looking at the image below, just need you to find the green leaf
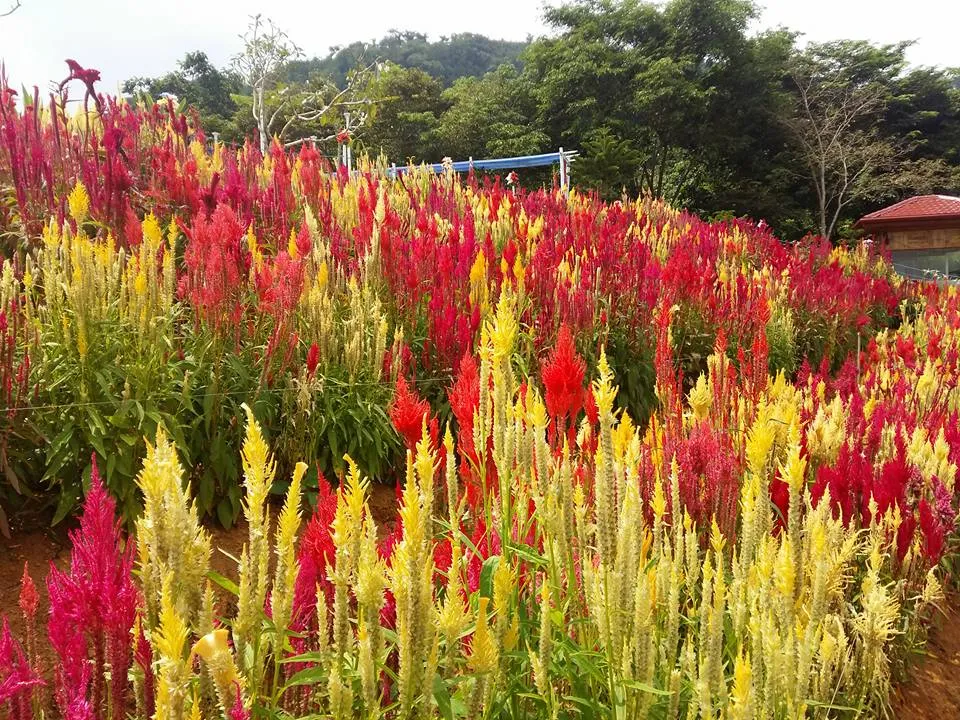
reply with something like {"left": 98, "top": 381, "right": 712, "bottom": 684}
{"left": 216, "top": 497, "right": 234, "bottom": 528}
{"left": 206, "top": 570, "right": 239, "bottom": 596}
{"left": 621, "top": 680, "right": 671, "bottom": 696}
{"left": 198, "top": 472, "right": 215, "bottom": 512}
{"left": 87, "top": 408, "right": 108, "bottom": 436}
{"left": 279, "top": 650, "right": 326, "bottom": 665}
{"left": 479, "top": 555, "right": 500, "bottom": 600}
{"left": 283, "top": 665, "right": 328, "bottom": 689}
{"left": 52, "top": 485, "right": 78, "bottom": 526}
{"left": 433, "top": 675, "right": 457, "bottom": 720}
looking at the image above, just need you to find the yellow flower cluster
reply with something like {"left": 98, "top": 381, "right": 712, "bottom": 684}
{"left": 126, "top": 282, "right": 956, "bottom": 720}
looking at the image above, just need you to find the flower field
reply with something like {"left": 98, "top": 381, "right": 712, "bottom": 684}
{"left": 2, "top": 83, "right": 960, "bottom": 718}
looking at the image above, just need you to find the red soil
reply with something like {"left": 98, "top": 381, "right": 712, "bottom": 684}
{"left": 890, "top": 603, "right": 960, "bottom": 718}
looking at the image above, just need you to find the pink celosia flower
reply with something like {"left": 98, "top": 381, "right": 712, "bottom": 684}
{"left": 0, "top": 617, "right": 43, "bottom": 716}
{"left": 133, "top": 619, "right": 154, "bottom": 719}
{"left": 46, "top": 457, "right": 139, "bottom": 720}
{"left": 228, "top": 683, "right": 250, "bottom": 720}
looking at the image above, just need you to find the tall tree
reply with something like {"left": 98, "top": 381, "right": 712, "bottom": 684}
{"left": 524, "top": 0, "right": 783, "bottom": 205}
{"left": 432, "top": 65, "right": 548, "bottom": 160}
{"left": 783, "top": 41, "right": 956, "bottom": 239}
{"left": 231, "top": 15, "right": 300, "bottom": 152}
{"left": 288, "top": 32, "right": 528, "bottom": 87}
{"left": 232, "top": 15, "right": 378, "bottom": 152}
{"left": 124, "top": 52, "right": 241, "bottom": 139}
{"left": 360, "top": 64, "right": 445, "bottom": 163}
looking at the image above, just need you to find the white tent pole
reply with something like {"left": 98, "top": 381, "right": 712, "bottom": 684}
{"left": 558, "top": 147, "right": 565, "bottom": 191}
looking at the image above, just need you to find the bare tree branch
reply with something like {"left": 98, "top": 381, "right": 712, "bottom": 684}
{"left": 233, "top": 15, "right": 377, "bottom": 153}
{"left": 1, "top": 0, "right": 21, "bottom": 17}
{"left": 783, "top": 52, "right": 899, "bottom": 239}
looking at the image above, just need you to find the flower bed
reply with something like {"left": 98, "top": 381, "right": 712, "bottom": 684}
{"left": 2, "top": 84, "right": 956, "bottom": 719}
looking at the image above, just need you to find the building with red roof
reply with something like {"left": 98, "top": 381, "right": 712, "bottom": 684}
{"left": 855, "top": 195, "right": 960, "bottom": 279}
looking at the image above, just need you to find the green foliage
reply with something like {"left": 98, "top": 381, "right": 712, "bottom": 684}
{"left": 275, "top": 365, "right": 401, "bottom": 501}
{"left": 432, "top": 66, "right": 548, "bottom": 161}
{"left": 574, "top": 127, "right": 644, "bottom": 200}
{"left": 176, "top": 329, "right": 280, "bottom": 527}
{"left": 359, "top": 64, "right": 445, "bottom": 163}
{"left": 288, "top": 31, "right": 528, "bottom": 87}
{"left": 124, "top": 52, "right": 244, "bottom": 141}
{"left": 35, "top": 315, "right": 188, "bottom": 525}
{"left": 603, "top": 328, "right": 657, "bottom": 427}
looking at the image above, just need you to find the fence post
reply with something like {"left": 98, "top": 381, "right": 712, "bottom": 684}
{"left": 559, "top": 147, "right": 567, "bottom": 192}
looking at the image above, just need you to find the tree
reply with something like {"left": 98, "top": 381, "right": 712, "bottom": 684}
{"left": 231, "top": 15, "right": 378, "bottom": 152}
{"left": 287, "top": 32, "right": 528, "bottom": 87}
{"left": 782, "top": 41, "right": 951, "bottom": 239}
{"left": 124, "top": 52, "right": 241, "bottom": 139}
{"left": 573, "top": 127, "right": 644, "bottom": 199}
{"left": 524, "top": 0, "right": 780, "bottom": 205}
{"left": 433, "top": 65, "right": 548, "bottom": 160}
{"left": 360, "top": 64, "right": 445, "bottom": 163}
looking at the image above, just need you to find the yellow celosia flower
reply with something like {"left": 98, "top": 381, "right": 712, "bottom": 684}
{"left": 154, "top": 575, "right": 191, "bottom": 720}
{"left": 68, "top": 180, "right": 90, "bottom": 224}
{"left": 688, "top": 374, "right": 711, "bottom": 421}
{"left": 287, "top": 226, "right": 299, "bottom": 260}
{"left": 592, "top": 348, "right": 617, "bottom": 417}
{"left": 143, "top": 212, "right": 163, "bottom": 248}
{"left": 487, "top": 292, "right": 518, "bottom": 361}
{"left": 469, "top": 597, "right": 499, "bottom": 674}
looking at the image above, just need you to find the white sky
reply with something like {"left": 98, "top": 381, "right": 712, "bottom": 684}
{"left": 1, "top": 0, "right": 958, "bottom": 95}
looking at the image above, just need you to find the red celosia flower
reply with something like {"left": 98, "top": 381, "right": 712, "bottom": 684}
{"left": 919, "top": 498, "right": 946, "bottom": 563}
{"left": 584, "top": 389, "right": 599, "bottom": 427}
{"left": 296, "top": 222, "right": 312, "bottom": 257}
{"left": 675, "top": 423, "right": 740, "bottom": 536}
{"left": 541, "top": 324, "right": 586, "bottom": 426}
{"left": 61, "top": 60, "right": 102, "bottom": 110}
{"left": 291, "top": 473, "right": 338, "bottom": 630}
{"left": 178, "top": 204, "right": 250, "bottom": 334}
{"left": 896, "top": 509, "right": 917, "bottom": 563}
{"left": 306, "top": 342, "right": 320, "bottom": 378}
{"left": 18, "top": 564, "right": 38, "bottom": 622}
{"left": 449, "top": 353, "right": 480, "bottom": 442}
{"left": 389, "top": 376, "right": 431, "bottom": 450}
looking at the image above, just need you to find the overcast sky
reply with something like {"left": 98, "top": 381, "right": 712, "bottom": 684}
{"left": 2, "top": 0, "right": 958, "bottom": 94}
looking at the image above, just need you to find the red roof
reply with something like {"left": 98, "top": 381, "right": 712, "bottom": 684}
{"left": 856, "top": 195, "right": 960, "bottom": 228}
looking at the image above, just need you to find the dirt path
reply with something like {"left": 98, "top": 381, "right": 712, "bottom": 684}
{"left": 890, "top": 604, "right": 960, "bottom": 718}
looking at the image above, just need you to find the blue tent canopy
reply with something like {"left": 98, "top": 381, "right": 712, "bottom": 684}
{"left": 387, "top": 150, "right": 578, "bottom": 178}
